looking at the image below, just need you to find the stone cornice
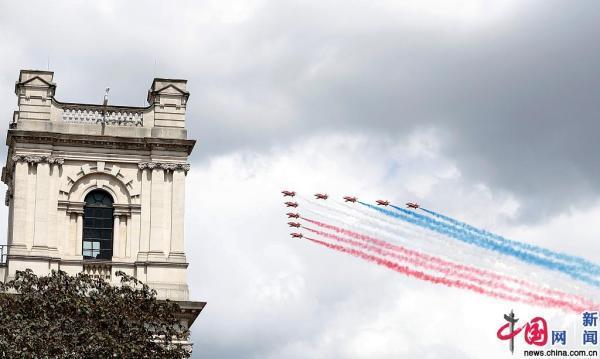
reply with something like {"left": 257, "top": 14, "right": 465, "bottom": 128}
{"left": 58, "top": 200, "right": 85, "bottom": 214}
{"left": 7, "top": 130, "right": 196, "bottom": 155}
{"left": 11, "top": 154, "right": 64, "bottom": 165}
{"left": 138, "top": 162, "right": 190, "bottom": 173}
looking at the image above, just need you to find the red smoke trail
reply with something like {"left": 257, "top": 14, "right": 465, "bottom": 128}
{"left": 304, "top": 226, "right": 592, "bottom": 312}
{"left": 302, "top": 217, "right": 596, "bottom": 312}
{"left": 304, "top": 227, "right": 592, "bottom": 312}
{"left": 305, "top": 237, "right": 524, "bottom": 300}
{"left": 304, "top": 226, "right": 496, "bottom": 286}
{"left": 304, "top": 236, "right": 592, "bottom": 313}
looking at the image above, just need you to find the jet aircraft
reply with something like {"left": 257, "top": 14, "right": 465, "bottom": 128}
{"left": 314, "top": 193, "right": 329, "bottom": 200}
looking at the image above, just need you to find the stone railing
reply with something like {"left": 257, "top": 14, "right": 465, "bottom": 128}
{"left": 83, "top": 263, "right": 112, "bottom": 280}
{"left": 62, "top": 107, "right": 143, "bottom": 127}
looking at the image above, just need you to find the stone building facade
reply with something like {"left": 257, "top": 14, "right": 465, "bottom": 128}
{"left": 0, "top": 70, "right": 204, "bottom": 324}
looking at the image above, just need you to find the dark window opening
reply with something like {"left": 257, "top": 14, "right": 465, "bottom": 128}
{"left": 83, "top": 190, "right": 114, "bottom": 260}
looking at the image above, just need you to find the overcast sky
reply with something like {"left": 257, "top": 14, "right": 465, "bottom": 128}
{"left": 1, "top": 1, "right": 600, "bottom": 358}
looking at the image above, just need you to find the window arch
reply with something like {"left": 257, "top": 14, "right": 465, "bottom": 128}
{"left": 83, "top": 190, "right": 114, "bottom": 260}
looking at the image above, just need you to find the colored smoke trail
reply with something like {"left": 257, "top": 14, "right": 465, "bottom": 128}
{"left": 302, "top": 218, "right": 596, "bottom": 311}
{"left": 303, "top": 237, "right": 591, "bottom": 313}
{"left": 300, "top": 197, "right": 596, "bottom": 298}
{"left": 304, "top": 198, "right": 466, "bottom": 256}
{"left": 303, "top": 226, "right": 498, "bottom": 288}
{"left": 329, "top": 200, "right": 488, "bottom": 259}
{"left": 391, "top": 204, "right": 600, "bottom": 279}
{"left": 359, "top": 202, "right": 600, "bottom": 287}
{"left": 304, "top": 236, "right": 517, "bottom": 299}
{"left": 419, "top": 207, "right": 600, "bottom": 277}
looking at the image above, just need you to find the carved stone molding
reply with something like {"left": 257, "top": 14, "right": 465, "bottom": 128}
{"left": 138, "top": 162, "right": 190, "bottom": 173}
{"left": 12, "top": 154, "right": 64, "bottom": 165}
{"left": 8, "top": 131, "right": 196, "bottom": 156}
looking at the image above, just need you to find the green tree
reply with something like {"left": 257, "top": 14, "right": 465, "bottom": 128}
{"left": 0, "top": 269, "right": 190, "bottom": 358}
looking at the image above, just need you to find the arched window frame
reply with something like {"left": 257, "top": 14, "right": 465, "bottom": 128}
{"left": 82, "top": 190, "right": 114, "bottom": 260}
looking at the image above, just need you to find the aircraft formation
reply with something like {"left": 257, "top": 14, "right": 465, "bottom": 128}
{"left": 279, "top": 190, "right": 600, "bottom": 314}
{"left": 281, "top": 190, "right": 419, "bottom": 239}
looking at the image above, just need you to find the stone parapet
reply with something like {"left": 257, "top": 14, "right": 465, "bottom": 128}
{"left": 12, "top": 70, "right": 190, "bottom": 140}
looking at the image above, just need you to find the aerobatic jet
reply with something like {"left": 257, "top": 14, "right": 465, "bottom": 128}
{"left": 376, "top": 200, "right": 390, "bottom": 206}
{"left": 290, "top": 233, "right": 303, "bottom": 238}
{"left": 285, "top": 201, "right": 298, "bottom": 208}
{"left": 281, "top": 190, "right": 296, "bottom": 197}
{"left": 314, "top": 193, "right": 329, "bottom": 200}
{"left": 286, "top": 212, "right": 300, "bottom": 218}
{"left": 288, "top": 222, "right": 301, "bottom": 228}
{"left": 406, "top": 202, "right": 419, "bottom": 209}
{"left": 343, "top": 196, "right": 357, "bottom": 203}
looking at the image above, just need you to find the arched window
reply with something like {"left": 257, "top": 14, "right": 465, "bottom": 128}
{"left": 83, "top": 190, "right": 114, "bottom": 260}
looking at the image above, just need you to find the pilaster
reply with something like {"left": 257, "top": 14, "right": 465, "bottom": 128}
{"left": 138, "top": 166, "right": 151, "bottom": 261}
{"left": 169, "top": 168, "right": 187, "bottom": 262}
{"left": 64, "top": 202, "right": 85, "bottom": 257}
{"left": 149, "top": 166, "right": 165, "bottom": 260}
{"left": 10, "top": 161, "right": 29, "bottom": 254}
{"left": 31, "top": 162, "right": 49, "bottom": 254}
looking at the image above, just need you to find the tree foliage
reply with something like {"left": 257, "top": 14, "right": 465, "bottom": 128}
{"left": 0, "top": 269, "right": 190, "bottom": 358}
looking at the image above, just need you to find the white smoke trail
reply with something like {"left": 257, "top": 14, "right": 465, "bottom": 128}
{"left": 296, "top": 196, "right": 599, "bottom": 302}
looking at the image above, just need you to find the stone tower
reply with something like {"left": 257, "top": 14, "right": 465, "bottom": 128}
{"left": 0, "top": 69, "right": 204, "bottom": 326}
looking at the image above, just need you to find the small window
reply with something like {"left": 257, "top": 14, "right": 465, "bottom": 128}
{"left": 83, "top": 190, "right": 114, "bottom": 260}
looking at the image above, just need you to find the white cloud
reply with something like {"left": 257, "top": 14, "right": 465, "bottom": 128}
{"left": 185, "top": 131, "right": 597, "bottom": 357}
{"left": 1, "top": 1, "right": 599, "bottom": 357}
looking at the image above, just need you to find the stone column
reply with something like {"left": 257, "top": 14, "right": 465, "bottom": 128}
{"left": 169, "top": 166, "right": 188, "bottom": 262}
{"left": 76, "top": 213, "right": 83, "bottom": 256}
{"left": 67, "top": 201, "right": 84, "bottom": 257}
{"left": 126, "top": 215, "right": 132, "bottom": 258}
{"left": 120, "top": 216, "right": 127, "bottom": 258}
{"left": 138, "top": 164, "right": 151, "bottom": 260}
{"left": 46, "top": 159, "right": 62, "bottom": 253}
{"left": 24, "top": 161, "right": 36, "bottom": 250}
{"left": 113, "top": 215, "right": 120, "bottom": 258}
{"left": 10, "top": 160, "right": 29, "bottom": 253}
{"left": 6, "top": 189, "right": 14, "bottom": 246}
{"left": 149, "top": 166, "right": 165, "bottom": 260}
{"left": 32, "top": 162, "right": 50, "bottom": 253}
{"left": 130, "top": 206, "right": 141, "bottom": 259}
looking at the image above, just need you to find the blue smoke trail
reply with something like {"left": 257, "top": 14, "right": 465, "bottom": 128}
{"left": 419, "top": 207, "right": 600, "bottom": 277}
{"left": 358, "top": 202, "right": 600, "bottom": 287}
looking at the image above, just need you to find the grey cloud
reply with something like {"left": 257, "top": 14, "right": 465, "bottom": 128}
{"left": 5, "top": 1, "right": 599, "bottom": 221}
{"left": 3, "top": 2, "right": 600, "bottom": 358}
